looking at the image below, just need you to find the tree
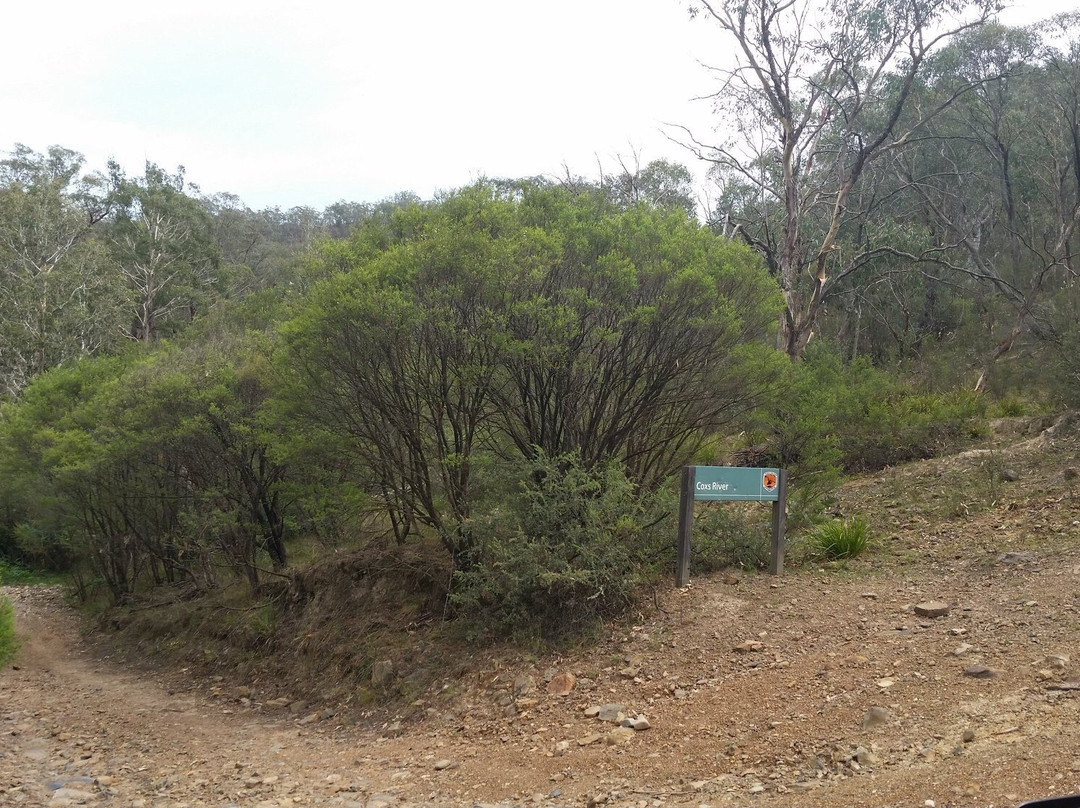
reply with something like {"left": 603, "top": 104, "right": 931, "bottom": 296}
{"left": 682, "top": 0, "right": 996, "bottom": 358}
{"left": 108, "top": 163, "right": 221, "bottom": 342}
{"left": 280, "top": 183, "right": 781, "bottom": 560}
{"left": 0, "top": 145, "right": 123, "bottom": 398}
{"left": 890, "top": 20, "right": 1080, "bottom": 389}
{"left": 604, "top": 155, "right": 698, "bottom": 217}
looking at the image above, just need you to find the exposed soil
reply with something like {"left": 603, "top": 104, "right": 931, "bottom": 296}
{"left": 3, "top": 415, "right": 1080, "bottom": 808}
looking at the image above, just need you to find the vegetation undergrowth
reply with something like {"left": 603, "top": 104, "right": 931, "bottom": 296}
{"left": 807, "top": 516, "right": 871, "bottom": 561}
{"left": 0, "top": 596, "right": 19, "bottom": 666}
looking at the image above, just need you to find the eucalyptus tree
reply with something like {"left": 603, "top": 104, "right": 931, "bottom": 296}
{"left": 889, "top": 20, "right": 1080, "bottom": 389}
{"left": 108, "top": 162, "right": 221, "bottom": 342}
{"left": 682, "top": 0, "right": 998, "bottom": 358}
{"left": 0, "top": 145, "right": 124, "bottom": 398}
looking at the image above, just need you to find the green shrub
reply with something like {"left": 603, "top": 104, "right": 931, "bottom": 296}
{"left": 808, "top": 516, "right": 870, "bottom": 560}
{"left": 987, "top": 395, "right": 1030, "bottom": 419}
{"left": 0, "top": 596, "right": 19, "bottom": 667}
{"left": 450, "top": 452, "right": 674, "bottom": 644}
{"left": 749, "top": 343, "right": 987, "bottom": 481}
{"left": 692, "top": 505, "right": 772, "bottom": 571}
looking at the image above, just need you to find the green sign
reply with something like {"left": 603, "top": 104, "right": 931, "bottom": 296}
{"left": 692, "top": 466, "right": 780, "bottom": 501}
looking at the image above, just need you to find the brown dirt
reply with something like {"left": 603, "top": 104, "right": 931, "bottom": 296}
{"left": 3, "top": 415, "right": 1080, "bottom": 808}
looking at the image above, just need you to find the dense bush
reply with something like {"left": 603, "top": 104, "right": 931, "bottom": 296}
{"left": 756, "top": 344, "right": 986, "bottom": 471}
{"left": 738, "top": 344, "right": 986, "bottom": 528}
{"left": 450, "top": 452, "right": 675, "bottom": 643}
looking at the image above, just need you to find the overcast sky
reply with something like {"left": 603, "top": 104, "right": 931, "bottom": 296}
{"left": 1, "top": 0, "right": 1069, "bottom": 211}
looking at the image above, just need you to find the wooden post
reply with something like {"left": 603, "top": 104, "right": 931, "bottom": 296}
{"left": 675, "top": 466, "right": 696, "bottom": 588}
{"left": 769, "top": 469, "right": 788, "bottom": 575}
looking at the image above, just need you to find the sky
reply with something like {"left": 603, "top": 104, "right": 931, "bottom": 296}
{"left": 1, "top": 0, "right": 1072, "bottom": 212}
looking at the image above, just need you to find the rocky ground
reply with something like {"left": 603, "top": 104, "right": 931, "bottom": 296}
{"left": 3, "top": 415, "right": 1080, "bottom": 808}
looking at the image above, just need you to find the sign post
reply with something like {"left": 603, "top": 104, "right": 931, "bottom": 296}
{"left": 675, "top": 466, "right": 787, "bottom": 587}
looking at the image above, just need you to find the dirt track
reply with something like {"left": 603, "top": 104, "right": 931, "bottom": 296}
{"left": 4, "top": 419, "right": 1080, "bottom": 808}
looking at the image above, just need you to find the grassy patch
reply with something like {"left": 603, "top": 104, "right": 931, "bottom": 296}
{"left": 808, "top": 516, "right": 870, "bottom": 560}
{"left": 0, "top": 558, "right": 65, "bottom": 586}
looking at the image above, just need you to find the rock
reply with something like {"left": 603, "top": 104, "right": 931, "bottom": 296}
{"left": 854, "top": 746, "right": 876, "bottom": 766}
{"left": 371, "top": 660, "right": 394, "bottom": 687}
{"left": 998, "top": 551, "right": 1036, "bottom": 564}
{"left": 265, "top": 697, "right": 291, "bottom": 709}
{"left": 554, "top": 740, "right": 571, "bottom": 756}
{"left": 495, "top": 692, "right": 515, "bottom": 707}
{"left": 513, "top": 674, "right": 535, "bottom": 696}
{"left": 673, "top": 688, "right": 689, "bottom": 699}
{"left": 516, "top": 696, "right": 539, "bottom": 711}
{"left": 546, "top": 672, "right": 577, "bottom": 696}
{"left": 605, "top": 726, "right": 635, "bottom": 746}
{"left": 433, "top": 758, "right": 455, "bottom": 770}
{"left": 914, "top": 601, "right": 951, "bottom": 618}
{"left": 288, "top": 699, "right": 307, "bottom": 714}
{"left": 383, "top": 720, "right": 403, "bottom": 737}
{"left": 734, "top": 640, "right": 764, "bottom": 653}
{"left": 621, "top": 716, "right": 651, "bottom": 731}
{"left": 876, "top": 677, "right": 896, "bottom": 688}
{"left": 583, "top": 705, "right": 601, "bottom": 717}
{"left": 1047, "top": 653, "right": 1070, "bottom": 669}
{"left": 235, "top": 685, "right": 252, "bottom": 699}
{"left": 366, "top": 794, "right": 396, "bottom": 808}
{"left": 49, "top": 789, "right": 97, "bottom": 804}
{"left": 619, "top": 665, "right": 641, "bottom": 678}
{"left": 862, "top": 706, "right": 891, "bottom": 729}
{"left": 549, "top": 787, "right": 563, "bottom": 799}
{"left": 952, "top": 643, "right": 973, "bottom": 656}
{"left": 596, "top": 703, "right": 626, "bottom": 723}
{"left": 748, "top": 783, "right": 766, "bottom": 794}
{"left": 1001, "top": 468, "right": 1020, "bottom": 482}
{"left": 48, "top": 778, "right": 95, "bottom": 790}
{"left": 577, "top": 732, "right": 603, "bottom": 746}
{"left": 963, "top": 664, "right": 998, "bottom": 679}
{"left": 962, "top": 728, "right": 976, "bottom": 743}
{"left": 298, "top": 712, "right": 320, "bottom": 725}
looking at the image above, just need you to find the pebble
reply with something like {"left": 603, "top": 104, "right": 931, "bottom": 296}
{"left": 605, "top": 727, "right": 635, "bottom": 746}
{"left": 962, "top": 728, "right": 976, "bottom": 743}
{"left": 914, "top": 601, "right": 951, "bottom": 618}
{"left": 952, "top": 643, "right": 973, "bottom": 656}
{"left": 734, "top": 640, "right": 764, "bottom": 653}
{"left": 862, "top": 706, "right": 891, "bottom": 729}
{"left": 596, "top": 704, "right": 626, "bottom": 723}
{"left": 433, "top": 758, "right": 454, "bottom": 770}
{"left": 963, "top": 664, "right": 998, "bottom": 679}
{"left": 370, "top": 660, "right": 394, "bottom": 688}
{"left": 578, "top": 732, "right": 603, "bottom": 746}
{"left": 49, "top": 788, "right": 97, "bottom": 804}
{"left": 513, "top": 675, "right": 535, "bottom": 696}
{"left": 546, "top": 672, "right": 577, "bottom": 696}
{"left": 1047, "top": 654, "right": 1070, "bottom": 669}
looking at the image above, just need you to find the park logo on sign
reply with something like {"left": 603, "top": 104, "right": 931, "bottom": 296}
{"left": 762, "top": 471, "right": 778, "bottom": 492}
